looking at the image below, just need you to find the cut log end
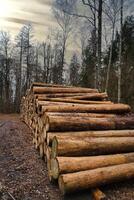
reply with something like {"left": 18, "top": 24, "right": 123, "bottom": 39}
{"left": 51, "top": 158, "right": 59, "bottom": 179}
{"left": 58, "top": 175, "right": 66, "bottom": 195}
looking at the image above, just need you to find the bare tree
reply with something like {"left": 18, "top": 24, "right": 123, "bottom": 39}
{"left": 118, "top": 0, "right": 123, "bottom": 102}
{"left": 14, "top": 30, "right": 24, "bottom": 111}
{"left": 104, "top": 0, "right": 121, "bottom": 93}
{"left": 0, "top": 31, "right": 13, "bottom": 111}
{"left": 53, "top": 0, "right": 74, "bottom": 83}
{"left": 20, "top": 24, "right": 34, "bottom": 89}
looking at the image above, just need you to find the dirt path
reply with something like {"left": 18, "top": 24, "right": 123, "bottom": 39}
{"left": 0, "top": 114, "right": 134, "bottom": 200}
{"left": 0, "top": 115, "right": 62, "bottom": 200}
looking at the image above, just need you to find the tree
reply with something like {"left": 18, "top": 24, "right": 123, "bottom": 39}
{"left": 69, "top": 53, "right": 80, "bottom": 86}
{"left": 0, "top": 31, "right": 13, "bottom": 111}
{"left": 104, "top": 0, "right": 121, "bottom": 93}
{"left": 14, "top": 30, "right": 24, "bottom": 111}
{"left": 80, "top": 39, "right": 95, "bottom": 88}
{"left": 21, "top": 24, "right": 34, "bottom": 90}
{"left": 118, "top": 0, "right": 124, "bottom": 102}
{"left": 53, "top": 0, "right": 74, "bottom": 83}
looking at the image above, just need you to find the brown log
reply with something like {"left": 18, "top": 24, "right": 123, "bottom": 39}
{"left": 43, "top": 103, "right": 131, "bottom": 114}
{"left": 43, "top": 112, "right": 116, "bottom": 125}
{"left": 33, "top": 86, "right": 98, "bottom": 94}
{"left": 58, "top": 162, "right": 134, "bottom": 194}
{"left": 37, "top": 100, "right": 71, "bottom": 107}
{"left": 66, "top": 93, "right": 108, "bottom": 100}
{"left": 36, "top": 93, "right": 104, "bottom": 99}
{"left": 91, "top": 188, "right": 106, "bottom": 200}
{"left": 41, "top": 97, "right": 112, "bottom": 105}
{"left": 47, "top": 130, "right": 134, "bottom": 146}
{"left": 31, "top": 82, "right": 71, "bottom": 89}
{"left": 46, "top": 116, "right": 134, "bottom": 132}
{"left": 52, "top": 136, "right": 134, "bottom": 157}
{"left": 51, "top": 152, "right": 134, "bottom": 179}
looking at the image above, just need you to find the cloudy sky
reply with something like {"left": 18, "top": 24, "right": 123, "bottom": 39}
{"left": 0, "top": 0, "right": 57, "bottom": 40}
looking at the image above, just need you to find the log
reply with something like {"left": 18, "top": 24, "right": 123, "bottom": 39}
{"left": 51, "top": 152, "right": 134, "bottom": 179}
{"left": 47, "top": 130, "right": 134, "bottom": 146}
{"left": 43, "top": 103, "right": 131, "bottom": 114}
{"left": 58, "top": 162, "right": 134, "bottom": 194}
{"left": 41, "top": 97, "right": 112, "bottom": 105}
{"left": 91, "top": 188, "right": 106, "bottom": 200}
{"left": 33, "top": 86, "right": 98, "bottom": 94}
{"left": 37, "top": 100, "right": 71, "bottom": 107}
{"left": 43, "top": 112, "right": 116, "bottom": 125}
{"left": 52, "top": 136, "right": 134, "bottom": 157}
{"left": 36, "top": 93, "right": 105, "bottom": 99}
{"left": 46, "top": 116, "right": 134, "bottom": 132}
{"left": 31, "top": 82, "right": 71, "bottom": 89}
{"left": 66, "top": 93, "right": 108, "bottom": 100}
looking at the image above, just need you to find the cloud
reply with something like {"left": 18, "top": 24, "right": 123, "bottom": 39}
{"left": 5, "top": 17, "right": 45, "bottom": 26}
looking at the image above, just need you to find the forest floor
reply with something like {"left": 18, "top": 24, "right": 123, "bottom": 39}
{"left": 0, "top": 114, "right": 134, "bottom": 200}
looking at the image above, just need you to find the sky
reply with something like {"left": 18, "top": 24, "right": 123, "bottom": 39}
{"left": 0, "top": 0, "right": 57, "bottom": 40}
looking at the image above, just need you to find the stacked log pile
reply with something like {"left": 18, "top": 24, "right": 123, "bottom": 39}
{"left": 20, "top": 82, "right": 134, "bottom": 198}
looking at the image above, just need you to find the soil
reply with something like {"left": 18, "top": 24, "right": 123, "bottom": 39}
{"left": 0, "top": 114, "right": 134, "bottom": 200}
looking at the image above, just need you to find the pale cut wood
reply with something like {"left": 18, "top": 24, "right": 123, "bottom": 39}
{"left": 43, "top": 103, "right": 131, "bottom": 114}
{"left": 47, "top": 130, "right": 134, "bottom": 146}
{"left": 58, "top": 162, "right": 134, "bottom": 194}
{"left": 52, "top": 136, "right": 134, "bottom": 157}
{"left": 51, "top": 152, "right": 134, "bottom": 179}
{"left": 39, "top": 143, "right": 44, "bottom": 158}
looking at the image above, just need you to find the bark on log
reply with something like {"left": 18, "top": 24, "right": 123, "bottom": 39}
{"left": 43, "top": 112, "right": 116, "bottom": 125}
{"left": 41, "top": 97, "right": 112, "bottom": 105}
{"left": 46, "top": 116, "right": 134, "bottom": 132}
{"left": 33, "top": 87, "right": 98, "bottom": 94}
{"left": 51, "top": 152, "right": 134, "bottom": 179}
{"left": 58, "top": 162, "right": 134, "bottom": 194}
{"left": 66, "top": 93, "right": 108, "bottom": 100}
{"left": 36, "top": 93, "right": 105, "bottom": 99}
{"left": 34, "top": 93, "right": 102, "bottom": 100}
{"left": 47, "top": 130, "right": 134, "bottom": 146}
{"left": 31, "top": 82, "right": 71, "bottom": 89}
{"left": 43, "top": 103, "right": 131, "bottom": 114}
{"left": 52, "top": 136, "right": 134, "bottom": 157}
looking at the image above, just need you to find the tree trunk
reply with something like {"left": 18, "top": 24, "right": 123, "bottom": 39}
{"left": 97, "top": 0, "right": 103, "bottom": 90}
{"left": 58, "top": 162, "right": 134, "bottom": 194}
{"left": 105, "top": 22, "right": 115, "bottom": 93}
{"left": 118, "top": 0, "right": 123, "bottom": 103}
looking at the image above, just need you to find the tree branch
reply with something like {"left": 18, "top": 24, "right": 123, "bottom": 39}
{"left": 63, "top": 9, "right": 94, "bottom": 26}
